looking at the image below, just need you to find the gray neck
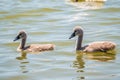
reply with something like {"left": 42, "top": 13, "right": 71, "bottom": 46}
{"left": 76, "top": 35, "right": 83, "bottom": 50}
{"left": 19, "top": 38, "right": 26, "bottom": 50}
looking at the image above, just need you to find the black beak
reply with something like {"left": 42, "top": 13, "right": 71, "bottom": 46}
{"left": 69, "top": 32, "right": 75, "bottom": 39}
{"left": 13, "top": 35, "right": 20, "bottom": 41}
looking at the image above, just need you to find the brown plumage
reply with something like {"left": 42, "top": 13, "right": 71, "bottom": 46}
{"left": 69, "top": 26, "right": 116, "bottom": 52}
{"left": 13, "top": 30, "right": 55, "bottom": 53}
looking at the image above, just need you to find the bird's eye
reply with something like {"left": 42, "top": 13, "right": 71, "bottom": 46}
{"left": 74, "top": 30, "right": 77, "bottom": 33}
{"left": 18, "top": 33, "right": 22, "bottom": 37}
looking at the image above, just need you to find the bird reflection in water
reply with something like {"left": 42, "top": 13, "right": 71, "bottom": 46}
{"left": 73, "top": 51, "right": 85, "bottom": 69}
{"left": 16, "top": 52, "right": 29, "bottom": 73}
{"left": 20, "top": 61, "right": 29, "bottom": 73}
{"left": 85, "top": 51, "right": 116, "bottom": 62}
{"left": 73, "top": 50, "right": 116, "bottom": 80}
{"left": 74, "top": 51, "right": 116, "bottom": 69}
{"left": 16, "top": 51, "right": 27, "bottom": 60}
{"left": 73, "top": 51, "right": 85, "bottom": 80}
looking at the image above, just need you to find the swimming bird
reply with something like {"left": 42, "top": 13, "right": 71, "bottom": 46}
{"left": 69, "top": 26, "right": 116, "bottom": 52}
{"left": 74, "top": 0, "right": 106, "bottom": 2}
{"left": 13, "top": 30, "right": 55, "bottom": 53}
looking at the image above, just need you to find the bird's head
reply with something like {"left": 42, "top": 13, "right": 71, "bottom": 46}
{"left": 69, "top": 26, "right": 83, "bottom": 39}
{"left": 13, "top": 30, "right": 27, "bottom": 41}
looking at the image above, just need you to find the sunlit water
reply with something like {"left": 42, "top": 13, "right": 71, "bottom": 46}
{"left": 0, "top": 0, "right": 120, "bottom": 80}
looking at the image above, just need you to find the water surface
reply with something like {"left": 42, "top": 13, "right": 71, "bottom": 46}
{"left": 0, "top": 0, "right": 120, "bottom": 80}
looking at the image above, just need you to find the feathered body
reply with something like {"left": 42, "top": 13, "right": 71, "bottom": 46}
{"left": 17, "top": 44, "right": 54, "bottom": 53}
{"left": 83, "top": 41, "right": 116, "bottom": 52}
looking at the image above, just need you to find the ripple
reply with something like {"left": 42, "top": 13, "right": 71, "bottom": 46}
{"left": 0, "top": 0, "right": 120, "bottom": 80}
{"left": 0, "top": 12, "right": 44, "bottom": 20}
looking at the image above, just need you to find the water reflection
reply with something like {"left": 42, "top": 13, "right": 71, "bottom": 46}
{"left": 73, "top": 51, "right": 85, "bottom": 80}
{"left": 73, "top": 51, "right": 85, "bottom": 69}
{"left": 73, "top": 51, "right": 116, "bottom": 80}
{"left": 67, "top": 0, "right": 106, "bottom": 9}
{"left": 73, "top": 51, "right": 116, "bottom": 69}
{"left": 16, "top": 52, "right": 27, "bottom": 60}
{"left": 85, "top": 51, "right": 116, "bottom": 62}
{"left": 74, "top": 51, "right": 116, "bottom": 68}
{"left": 20, "top": 61, "right": 29, "bottom": 73}
{"left": 16, "top": 52, "right": 29, "bottom": 73}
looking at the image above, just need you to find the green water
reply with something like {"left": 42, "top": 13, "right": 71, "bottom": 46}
{"left": 0, "top": 0, "right": 120, "bottom": 80}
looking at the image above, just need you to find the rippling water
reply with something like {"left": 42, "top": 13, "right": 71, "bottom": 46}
{"left": 0, "top": 0, "right": 120, "bottom": 80}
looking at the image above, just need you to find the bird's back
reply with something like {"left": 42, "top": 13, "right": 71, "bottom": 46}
{"left": 19, "top": 44, "right": 55, "bottom": 53}
{"left": 83, "top": 41, "right": 116, "bottom": 52}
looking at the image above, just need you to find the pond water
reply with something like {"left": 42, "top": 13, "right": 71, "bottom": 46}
{"left": 0, "top": 0, "right": 120, "bottom": 80}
